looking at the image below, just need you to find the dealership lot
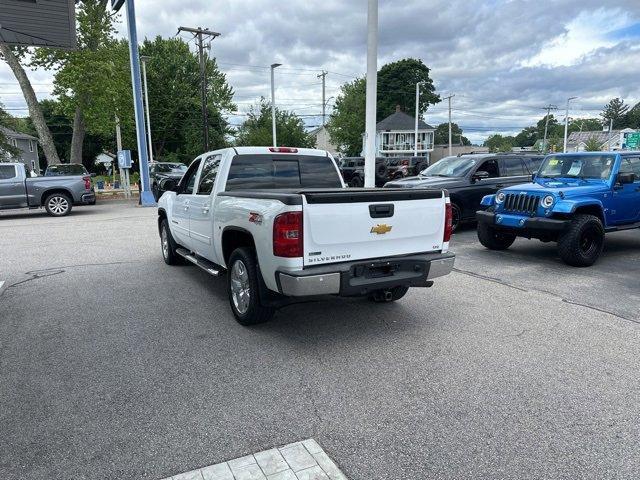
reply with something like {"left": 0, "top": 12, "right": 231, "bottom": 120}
{"left": 1, "top": 203, "right": 639, "bottom": 479}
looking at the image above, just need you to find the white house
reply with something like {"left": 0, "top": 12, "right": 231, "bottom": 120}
{"left": 362, "top": 106, "right": 435, "bottom": 161}
{"left": 309, "top": 125, "right": 340, "bottom": 158}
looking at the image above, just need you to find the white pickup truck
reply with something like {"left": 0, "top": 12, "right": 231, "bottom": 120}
{"left": 157, "top": 147, "right": 455, "bottom": 325}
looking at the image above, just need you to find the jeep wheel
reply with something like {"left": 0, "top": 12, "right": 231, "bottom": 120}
{"left": 477, "top": 221, "right": 516, "bottom": 250}
{"left": 557, "top": 214, "right": 604, "bottom": 267}
{"left": 228, "top": 247, "right": 275, "bottom": 325}
{"left": 44, "top": 192, "right": 72, "bottom": 217}
{"left": 349, "top": 176, "right": 363, "bottom": 188}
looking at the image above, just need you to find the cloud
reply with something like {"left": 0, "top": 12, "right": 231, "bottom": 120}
{"left": 2, "top": 0, "right": 640, "bottom": 144}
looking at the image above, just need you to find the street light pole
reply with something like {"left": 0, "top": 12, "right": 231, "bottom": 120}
{"left": 363, "top": 0, "right": 378, "bottom": 188}
{"left": 414, "top": 81, "right": 424, "bottom": 157}
{"left": 140, "top": 55, "right": 154, "bottom": 164}
{"left": 270, "top": 63, "right": 282, "bottom": 147}
{"left": 563, "top": 96, "right": 578, "bottom": 153}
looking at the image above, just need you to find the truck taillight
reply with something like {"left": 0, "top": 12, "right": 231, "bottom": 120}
{"left": 443, "top": 202, "right": 453, "bottom": 243}
{"left": 83, "top": 176, "right": 91, "bottom": 190}
{"left": 273, "top": 211, "right": 303, "bottom": 257}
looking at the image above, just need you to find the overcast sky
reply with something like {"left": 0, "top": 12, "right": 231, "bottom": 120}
{"left": 2, "top": 0, "right": 640, "bottom": 143}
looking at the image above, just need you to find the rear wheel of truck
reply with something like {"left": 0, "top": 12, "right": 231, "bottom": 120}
{"left": 228, "top": 247, "right": 275, "bottom": 326}
{"left": 369, "top": 285, "right": 409, "bottom": 303}
{"left": 477, "top": 221, "right": 516, "bottom": 250}
{"left": 557, "top": 214, "right": 604, "bottom": 267}
{"left": 44, "top": 192, "right": 72, "bottom": 217}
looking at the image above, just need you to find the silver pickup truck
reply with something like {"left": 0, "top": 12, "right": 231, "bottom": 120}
{"left": 0, "top": 162, "right": 95, "bottom": 216}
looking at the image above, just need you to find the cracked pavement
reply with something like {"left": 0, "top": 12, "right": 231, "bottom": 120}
{"left": 1, "top": 203, "right": 639, "bottom": 479}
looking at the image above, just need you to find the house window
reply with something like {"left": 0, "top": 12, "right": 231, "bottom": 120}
{"left": 29, "top": 140, "right": 34, "bottom": 152}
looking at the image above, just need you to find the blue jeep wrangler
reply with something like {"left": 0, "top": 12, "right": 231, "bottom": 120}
{"left": 476, "top": 152, "right": 640, "bottom": 266}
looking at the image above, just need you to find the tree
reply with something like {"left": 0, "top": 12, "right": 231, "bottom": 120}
{"left": 625, "top": 102, "right": 640, "bottom": 129}
{"left": 568, "top": 117, "right": 603, "bottom": 133}
{"left": 434, "top": 122, "right": 470, "bottom": 145}
{"left": 584, "top": 137, "right": 601, "bottom": 151}
{"left": 376, "top": 58, "right": 440, "bottom": 120}
{"left": 600, "top": 98, "right": 629, "bottom": 129}
{"left": 0, "top": 44, "right": 61, "bottom": 165}
{"left": 235, "top": 100, "right": 314, "bottom": 148}
{"left": 326, "top": 77, "right": 366, "bottom": 156}
{"left": 515, "top": 126, "right": 537, "bottom": 147}
{"left": 484, "top": 134, "right": 515, "bottom": 153}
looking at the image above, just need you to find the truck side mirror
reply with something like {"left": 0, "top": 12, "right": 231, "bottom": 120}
{"left": 472, "top": 170, "right": 490, "bottom": 182}
{"left": 617, "top": 172, "right": 635, "bottom": 185}
{"left": 159, "top": 178, "right": 178, "bottom": 193}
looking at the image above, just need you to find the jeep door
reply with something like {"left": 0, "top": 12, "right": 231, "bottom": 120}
{"left": 171, "top": 158, "right": 201, "bottom": 249}
{"left": 189, "top": 153, "right": 222, "bottom": 258}
{"left": 0, "top": 164, "right": 27, "bottom": 209}
{"left": 611, "top": 155, "right": 640, "bottom": 224}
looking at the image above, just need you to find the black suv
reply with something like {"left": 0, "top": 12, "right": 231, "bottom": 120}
{"left": 149, "top": 162, "right": 188, "bottom": 200}
{"left": 384, "top": 153, "right": 543, "bottom": 231}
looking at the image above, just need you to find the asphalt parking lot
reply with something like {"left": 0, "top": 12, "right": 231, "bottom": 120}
{"left": 1, "top": 202, "right": 639, "bottom": 480}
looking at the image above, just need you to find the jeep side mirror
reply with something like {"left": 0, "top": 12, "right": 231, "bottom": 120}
{"left": 531, "top": 173, "right": 537, "bottom": 182}
{"left": 472, "top": 170, "right": 490, "bottom": 181}
{"left": 617, "top": 172, "right": 635, "bottom": 185}
{"left": 159, "top": 177, "right": 178, "bottom": 193}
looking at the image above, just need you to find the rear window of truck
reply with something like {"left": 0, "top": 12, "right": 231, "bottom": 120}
{"left": 225, "top": 155, "right": 342, "bottom": 190}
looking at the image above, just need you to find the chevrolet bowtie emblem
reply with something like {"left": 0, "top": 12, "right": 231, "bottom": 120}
{"left": 370, "top": 224, "right": 392, "bottom": 235}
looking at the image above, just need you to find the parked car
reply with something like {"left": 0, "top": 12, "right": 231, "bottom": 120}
{"left": 477, "top": 151, "right": 640, "bottom": 267}
{"left": 339, "top": 156, "right": 391, "bottom": 187}
{"left": 45, "top": 163, "right": 89, "bottom": 177}
{"left": 384, "top": 153, "right": 543, "bottom": 231}
{"left": 149, "top": 162, "right": 188, "bottom": 201}
{"left": 0, "top": 162, "right": 95, "bottom": 216}
{"left": 157, "top": 146, "right": 455, "bottom": 325}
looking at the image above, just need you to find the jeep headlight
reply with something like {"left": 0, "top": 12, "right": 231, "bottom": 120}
{"left": 541, "top": 195, "right": 554, "bottom": 208}
{"left": 496, "top": 192, "right": 506, "bottom": 204}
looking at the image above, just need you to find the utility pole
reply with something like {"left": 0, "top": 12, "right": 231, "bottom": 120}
{"left": 364, "top": 0, "right": 378, "bottom": 188}
{"left": 441, "top": 94, "right": 455, "bottom": 157}
{"left": 114, "top": 115, "right": 131, "bottom": 199}
{"left": 607, "top": 118, "right": 614, "bottom": 150}
{"left": 318, "top": 70, "right": 327, "bottom": 127}
{"left": 541, "top": 104, "right": 558, "bottom": 154}
{"left": 270, "top": 63, "right": 282, "bottom": 147}
{"left": 563, "top": 96, "right": 577, "bottom": 153}
{"left": 414, "top": 81, "right": 425, "bottom": 157}
{"left": 140, "top": 56, "right": 154, "bottom": 164}
{"left": 177, "top": 26, "right": 221, "bottom": 152}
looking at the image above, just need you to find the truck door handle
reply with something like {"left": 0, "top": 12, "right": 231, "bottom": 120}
{"left": 202, "top": 207, "right": 210, "bottom": 214}
{"left": 369, "top": 204, "right": 394, "bottom": 218}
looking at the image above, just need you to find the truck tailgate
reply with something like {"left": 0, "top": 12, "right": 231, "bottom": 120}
{"left": 302, "top": 189, "right": 446, "bottom": 266}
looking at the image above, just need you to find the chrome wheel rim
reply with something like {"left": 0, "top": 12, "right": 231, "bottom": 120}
{"left": 161, "top": 226, "right": 169, "bottom": 259}
{"left": 230, "top": 260, "right": 250, "bottom": 315}
{"left": 48, "top": 196, "right": 69, "bottom": 215}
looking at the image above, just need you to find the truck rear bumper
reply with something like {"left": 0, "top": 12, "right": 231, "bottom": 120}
{"left": 80, "top": 192, "right": 96, "bottom": 204}
{"left": 277, "top": 252, "right": 455, "bottom": 297}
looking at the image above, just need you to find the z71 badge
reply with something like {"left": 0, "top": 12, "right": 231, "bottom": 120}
{"left": 370, "top": 224, "right": 392, "bottom": 235}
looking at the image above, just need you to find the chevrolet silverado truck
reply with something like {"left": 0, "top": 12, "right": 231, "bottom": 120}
{"left": 157, "top": 147, "right": 455, "bottom": 325}
{"left": 477, "top": 151, "right": 640, "bottom": 267}
{"left": 0, "top": 162, "right": 95, "bottom": 216}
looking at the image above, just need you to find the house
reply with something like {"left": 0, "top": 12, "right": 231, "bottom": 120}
{"left": 362, "top": 106, "right": 435, "bottom": 161}
{"left": 566, "top": 128, "right": 639, "bottom": 152}
{"left": 0, "top": 126, "right": 40, "bottom": 174}
{"left": 309, "top": 125, "right": 339, "bottom": 158}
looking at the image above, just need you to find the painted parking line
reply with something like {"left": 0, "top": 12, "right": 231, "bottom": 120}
{"left": 160, "top": 439, "right": 348, "bottom": 480}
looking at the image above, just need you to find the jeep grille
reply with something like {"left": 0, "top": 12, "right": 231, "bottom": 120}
{"left": 503, "top": 193, "right": 540, "bottom": 214}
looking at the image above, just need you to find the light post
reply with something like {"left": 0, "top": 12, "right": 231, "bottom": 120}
{"left": 140, "top": 55, "right": 153, "bottom": 164}
{"left": 563, "top": 96, "right": 577, "bottom": 153}
{"left": 363, "top": 0, "right": 378, "bottom": 188}
{"left": 270, "top": 63, "right": 281, "bottom": 147}
{"left": 414, "top": 81, "right": 425, "bottom": 157}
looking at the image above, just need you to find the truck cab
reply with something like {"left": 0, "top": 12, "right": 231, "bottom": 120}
{"left": 476, "top": 151, "right": 640, "bottom": 266}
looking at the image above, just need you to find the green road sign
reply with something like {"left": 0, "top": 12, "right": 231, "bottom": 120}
{"left": 626, "top": 132, "right": 640, "bottom": 149}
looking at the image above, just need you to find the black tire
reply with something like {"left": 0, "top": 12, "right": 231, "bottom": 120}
{"left": 227, "top": 247, "right": 275, "bottom": 325}
{"left": 375, "top": 163, "right": 388, "bottom": 183}
{"left": 152, "top": 183, "right": 159, "bottom": 202}
{"left": 477, "top": 221, "right": 516, "bottom": 250}
{"left": 160, "top": 218, "right": 182, "bottom": 265}
{"left": 557, "top": 214, "right": 604, "bottom": 267}
{"left": 451, "top": 202, "right": 462, "bottom": 232}
{"left": 368, "top": 285, "right": 410, "bottom": 303}
{"left": 349, "top": 175, "right": 364, "bottom": 188}
{"left": 44, "top": 192, "right": 72, "bottom": 217}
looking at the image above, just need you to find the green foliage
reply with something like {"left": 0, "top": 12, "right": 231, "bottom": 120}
{"left": 376, "top": 58, "right": 440, "bottom": 120}
{"left": 235, "top": 99, "right": 314, "bottom": 148}
{"left": 584, "top": 137, "right": 601, "bottom": 151}
{"left": 484, "top": 134, "right": 515, "bottom": 153}
{"left": 326, "top": 77, "right": 366, "bottom": 156}
{"left": 0, "top": 104, "right": 21, "bottom": 159}
{"left": 600, "top": 98, "right": 629, "bottom": 129}
{"left": 434, "top": 122, "right": 470, "bottom": 145}
{"left": 514, "top": 126, "right": 537, "bottom": 147}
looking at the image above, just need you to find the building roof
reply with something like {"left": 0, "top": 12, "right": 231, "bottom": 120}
{"left": 376, "top": 106, "right": 434, "bottom": 131}
{"left": 0, "top": 126, "right": 38, "bottom": 141}
{"left": 567, "top": 130, "right": 620, "bottom": 146}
